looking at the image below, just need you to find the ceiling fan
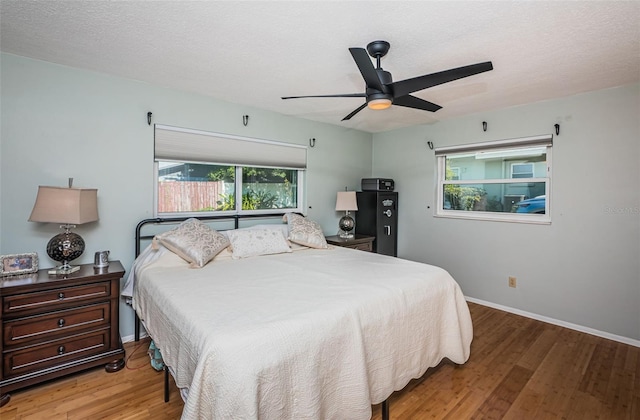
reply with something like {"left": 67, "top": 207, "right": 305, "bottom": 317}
{"left": 282, "top": 40, "right": 493, "bottom": 121}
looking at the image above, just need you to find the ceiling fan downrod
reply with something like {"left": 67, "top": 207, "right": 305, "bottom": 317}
{"left": 366, "top": 40, "right": 390, "bottom": 69}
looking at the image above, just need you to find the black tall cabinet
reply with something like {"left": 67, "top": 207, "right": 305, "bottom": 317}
{"left": 355, "top": 191, "right": 398, "bottom": 257}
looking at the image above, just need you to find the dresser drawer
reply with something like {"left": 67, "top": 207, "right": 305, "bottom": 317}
{"left": 3, "top": 302, "right": 111, "bottom": 347}
{"left": 3, "top": 282, "right": 111, "bottom": 316}
{"left": 325, "top": 235, "right": 374, "bottom": 252}
{"left": 349, "top": 242, "right": 373, "bottom": 251}
{"left": 3, "top": 329, "right": 110, "bottom": 378}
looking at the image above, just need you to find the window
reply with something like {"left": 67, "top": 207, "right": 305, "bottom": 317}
{"left": 449, "top": 167, "right": 461, "bottom": 180}
{"left": 435, "top": 135, "right": 552, "bottom": 223}
{"left": 157, "top": 162, "right": 235, "bottom": 213}
{"left": 510, "top": 162, "right": 534, "bottom": 179}
{"left": 241, "top": 167, "right": 298, "bottom": 210}
{"left": 154, "top": 125, "right": 305, "bottom": 216}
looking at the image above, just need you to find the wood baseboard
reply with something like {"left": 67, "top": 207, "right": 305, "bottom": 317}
{"left": 465, "top": 296, "right": 640, "bottom": 347}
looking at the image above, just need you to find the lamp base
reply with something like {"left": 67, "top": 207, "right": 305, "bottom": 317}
{"left": 338, "top": 214, "right": 355, "bottom": 239}
{"left": 48, "top": 265, "right": 81, "bottom": 275}
{"left": 46, "top": 226, "right": 85, "bottom": 274}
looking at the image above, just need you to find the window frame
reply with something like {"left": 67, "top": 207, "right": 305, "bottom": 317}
{"left": 435, "top": 135, "right": 552, "bottom": 224}
{"left": 510, "top": 162, "right": 535, "bottom": 179}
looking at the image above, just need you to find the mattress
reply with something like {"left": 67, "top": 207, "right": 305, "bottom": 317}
{"left": 131, "top": 245, "right": 473, "bottom": 419}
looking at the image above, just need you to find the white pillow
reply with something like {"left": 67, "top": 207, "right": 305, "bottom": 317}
{"left": 226, "top": 228, "right": 292, "bottom": 259}
{"left": 229, "top": 223, "right": 309, "bottom": 251}
{"left": 284, "top": 213, "right": 328, "bottom": 249}
{"left": 237, "top": 223, "right": 289, "bottom": 238}
{"left": 221, "top": 224, "right": 288, "bottom": 240}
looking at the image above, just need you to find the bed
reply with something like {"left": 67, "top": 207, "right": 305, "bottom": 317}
{"left": 123, "top": 214, "right": 473, "bottom": 420}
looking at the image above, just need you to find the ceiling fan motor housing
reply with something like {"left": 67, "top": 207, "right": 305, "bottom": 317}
{"left": 367, "top": 69, "right": 393, "bottom": 104}
{"left": 376, "top": 69, "right": 393, "bottom": 85}
{"left": 367, "top": 90, "right": 393, "bottom": 104}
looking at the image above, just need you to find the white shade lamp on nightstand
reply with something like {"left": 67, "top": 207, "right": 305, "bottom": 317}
{"left": 29, "top": 180, "right": 99, "bottom": 274}
{"left": 335, "top": 191, "right": 358, "bottom": 239}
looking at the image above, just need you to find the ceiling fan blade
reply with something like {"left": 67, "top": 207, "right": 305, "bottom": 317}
{"left": 349, "top": 48, "right": 384, "bottom": 90}
{"left": 342, "top": 103, "right": 368, "bottom": 121}
{"left": 390, "top": 61, "right": 493, "bottom": 98}
{"left": 282, "top": 93, "right": 366, "bottom": 99}
{"left": 393, "top": 95, "right": 442, "bottom": 112}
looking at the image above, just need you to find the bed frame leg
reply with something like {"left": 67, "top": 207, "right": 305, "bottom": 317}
{"left": 164, "top": 367, "right": 170, "bottom": 402}
{"left": 135, "top": 313, "right": 140, "bottom": 342}
{"left": 381, "top": 399, "right": 389, "bottom": 420}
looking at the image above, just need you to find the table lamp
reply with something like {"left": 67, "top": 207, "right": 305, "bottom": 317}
{"left": 29, "top": 180, "right": 98, "bottom": 274}
{"left": 335, "top": 191, "right": 358, "bottom": 239}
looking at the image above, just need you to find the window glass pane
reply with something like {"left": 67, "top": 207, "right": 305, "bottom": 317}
{"left": 241, "top": 167, "right": 298, "bottom": 210}
{"left": 445, "top": 147, "right": 546, "bottom": 182}
{"left": 445, "top": 163, "right": 461, "bottom": 180}
{"left": 158, "top": 162, "right": 235, "bottom": 213}
{"left": 443, "top": 182, "right": 546, "bottom": 213}
{"left": 511, "top": 163, "right": 534, "bottom": 178}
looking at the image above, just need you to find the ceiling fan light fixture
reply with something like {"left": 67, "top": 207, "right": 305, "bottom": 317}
{"left": 367, "top": 97, "right": 392, "bottom": 110}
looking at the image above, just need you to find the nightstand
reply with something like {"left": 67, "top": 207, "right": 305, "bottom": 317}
{"left": 0, "top": 261, "right": 126, "bottom": 407}
{"left": 325, "top": 234, "right": 375, "bottom": 252}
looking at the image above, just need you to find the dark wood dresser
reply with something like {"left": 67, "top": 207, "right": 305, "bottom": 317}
{"left": 325, "top": 234, "right": 375, "bottom": 252}
{"left": 0, "top": 261, "right": 125, "bottom": 406}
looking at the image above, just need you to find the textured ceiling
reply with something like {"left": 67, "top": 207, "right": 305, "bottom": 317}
{"left": 1, "top": 1, "right": 639, "bottom": 133}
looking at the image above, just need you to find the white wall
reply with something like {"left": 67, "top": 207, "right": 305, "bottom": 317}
{"left": 372, "top": 84, "right": 640, "bottom": 341}
{"left": 3, "top": 53, "right": 637, "bottom": 343}
{"left": 0, "top": 53, "right": 372, "bottom": 340}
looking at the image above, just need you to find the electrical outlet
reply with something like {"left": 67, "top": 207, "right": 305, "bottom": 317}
{"left": 508, "top": 276, "right": 517, "bottom": 288}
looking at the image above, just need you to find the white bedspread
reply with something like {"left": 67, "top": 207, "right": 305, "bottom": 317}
{"left": 133, "top": 246, "right": 472, "bottom": 420}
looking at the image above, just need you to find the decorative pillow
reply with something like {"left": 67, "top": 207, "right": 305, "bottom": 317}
{"left": 226, "top": 228, "right": 292, "bottom": 259}
{"left": 236, "top": 223, "right": 289, "bottom": 239}
{"left": 283, "top": 213, "right": 328, "bottom": 249}
{"left": 220, "top": 224, "right": 288, "bottom": 240}
{"left": 154, "top": 218, "right": 230, "bottom": 268}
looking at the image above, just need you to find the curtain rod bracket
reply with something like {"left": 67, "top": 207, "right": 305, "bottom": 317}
{"left": 242, "top": 115, "right": 249, "bottom": 126}
{"left": 147, "top": 112, "right": 152, "bottom": 126}
{"left": 554, "top": 123, "right": 560, "bottom": 135}
{"left": 309, "top": 138, "right": 316, "bottom": 147}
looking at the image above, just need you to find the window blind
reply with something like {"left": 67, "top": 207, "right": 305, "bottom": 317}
{"left": 434, "top": 134, "right": 553, "bottom": 156}
{"left": 154, "top": 125, "right": 307, "bottom": 169}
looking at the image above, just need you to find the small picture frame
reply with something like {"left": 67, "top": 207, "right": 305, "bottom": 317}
{"left": 0, "top": 253, "right": 39, "bottom": 276}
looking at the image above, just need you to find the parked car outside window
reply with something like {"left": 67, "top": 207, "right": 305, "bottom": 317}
{"left": 515, "top": 195, "right": 546, "bottom": 214}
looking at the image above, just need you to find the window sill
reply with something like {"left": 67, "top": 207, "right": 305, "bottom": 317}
{"left": 434, "top": 211, "right": 551, "bottom": 225}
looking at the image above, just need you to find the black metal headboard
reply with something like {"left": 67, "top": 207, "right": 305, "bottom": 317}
{"left": 133, "top": 213, "right": 288, "bottom": 341}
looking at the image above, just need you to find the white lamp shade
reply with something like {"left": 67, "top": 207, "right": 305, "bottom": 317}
{"left": 335, "top": 191, "right": 358, "bottom": 211}
{"left": 29, "top": 186, "right": 99, "bottom": 225}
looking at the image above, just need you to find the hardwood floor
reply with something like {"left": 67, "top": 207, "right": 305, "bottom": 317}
{"left": 1, "top": 302, "right": 638, "bottom": 419}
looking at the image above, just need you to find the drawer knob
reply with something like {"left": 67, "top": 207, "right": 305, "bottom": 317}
{"left": 58, "top": 345, "right": 65, "bottom": 355}
{"left": 58, "top": 292, "right": 65, "bottom": 300}
{"left": 58, "top": 318, "right": 65, "bottom": 327}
